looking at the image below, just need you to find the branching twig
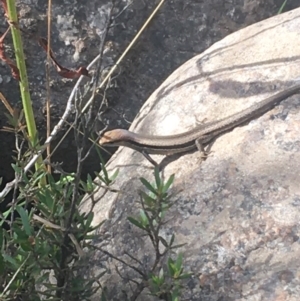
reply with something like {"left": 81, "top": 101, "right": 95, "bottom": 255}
{"left": 97, "top": 247, "right": 146, "bottom": 278}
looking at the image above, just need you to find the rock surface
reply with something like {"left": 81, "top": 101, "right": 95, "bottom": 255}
{"left": 81, "top": 8, "right": 300, "bottom": 301}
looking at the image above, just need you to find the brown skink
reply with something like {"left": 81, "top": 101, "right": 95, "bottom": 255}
{"left": 99, "top": 83, "right": 300, "bottom": 164}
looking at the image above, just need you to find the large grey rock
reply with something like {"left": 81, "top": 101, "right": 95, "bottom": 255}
{"left": 82, "top": 8, "right": 300, "bottom": 301}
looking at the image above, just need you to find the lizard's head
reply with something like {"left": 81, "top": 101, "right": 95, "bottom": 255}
{"left": 99, "top": 129, "right": 130, "bottom": 146}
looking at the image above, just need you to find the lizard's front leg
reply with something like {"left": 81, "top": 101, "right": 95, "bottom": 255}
{"left": 141, "top": 151, "right": 159, "bottom": 167}
{"left": 195, "top": 138, "right": 211, "bottom": 162}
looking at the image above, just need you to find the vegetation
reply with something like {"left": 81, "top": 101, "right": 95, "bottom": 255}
{"left": 0, "top": 1, "right": 191, "bottom": 300}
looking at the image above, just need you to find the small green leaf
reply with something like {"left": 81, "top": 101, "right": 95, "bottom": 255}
{"left": 140, "top": 191, "right": 156, "bottom": 207}
{"left": 158, "top": 209, "right": 167, "bottom": 220}
{"left": 89, "top": 219, "right": 106, "bottom": 233}
{"left": 127, "top": 217, "right": 146, "bottom": 230}
{"left": 175, "top": 253, "right": 183, "bottom": 271}
{"left": 20, "top": 240, "right": 32, "bottom": 252}
{"left": 2, "top": 254, "right": 19, "bottom": 269}
{"left": 177, "top": 272, "right": 193, "bottom": 279}
{"left": 13, "top": 224, "right": 29, "bottom": 241}
{"left": 0, "top": 208, "right": 12, "bottom": 227}
{"left": 169, "top": 234, "right": 175, "bottom": 247}
{"left": 86, "top": 174, "right": 95, "bottom": 191}
{"left": 140, "top": 177, "right": 158, "bottom": 195}
{"left": 42, "top": 190, "right": 54, "bottom": 212}
{"left": 85, "top": 212, "right": 94, "bottom": 229}
{"left": 60, "top": 173, "right": 75, "bottom": 184}
{"left": 159, "top": 236, "right": 169, "bottom": 248}
{"left": 11, "top": 163, "right": 22, "bottom": 173}
{"left": 95, "top": 143, "right": 118, "bottom": 186}
{"left": 95, "top": 172, "right": 105, "bottom": 183}
{"left": 139, "top": 209, "right": 149, "bottom": 226}
{"left": 151, "top": 274, "right": 159, "bottom": 283}
{"left": 5, "top": 112, "right": 21, "bottom": 128}
{"left": 162, "top": 174, "right": 175, "bottom": 194}
{"left": 170, "top": 243, "right": 187, "bottom": 250}
{"left": 167, "top": 258, "right": 176, "bottom": 276}
{"left": 110, "top": 169, "right": 119, "bottom": 182}
{"left": 16, "top": 206, "right": 32, "bottom": 236}
{"left": 95, "top": 168, "right": 116, "bottom": 186}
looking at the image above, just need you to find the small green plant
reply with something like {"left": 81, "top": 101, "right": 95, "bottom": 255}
{"left": 0, "top": 161, "right": 117, "bottom": 300}
{"left": 125, "top": 167, "right": 192, "bottom": 300}
{"left": 149, "top": 254, "right": 193, "bottom": 301}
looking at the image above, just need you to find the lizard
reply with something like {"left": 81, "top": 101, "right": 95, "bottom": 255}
{"left": 99, "top": 83, "right": 300, "bottom": 166}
